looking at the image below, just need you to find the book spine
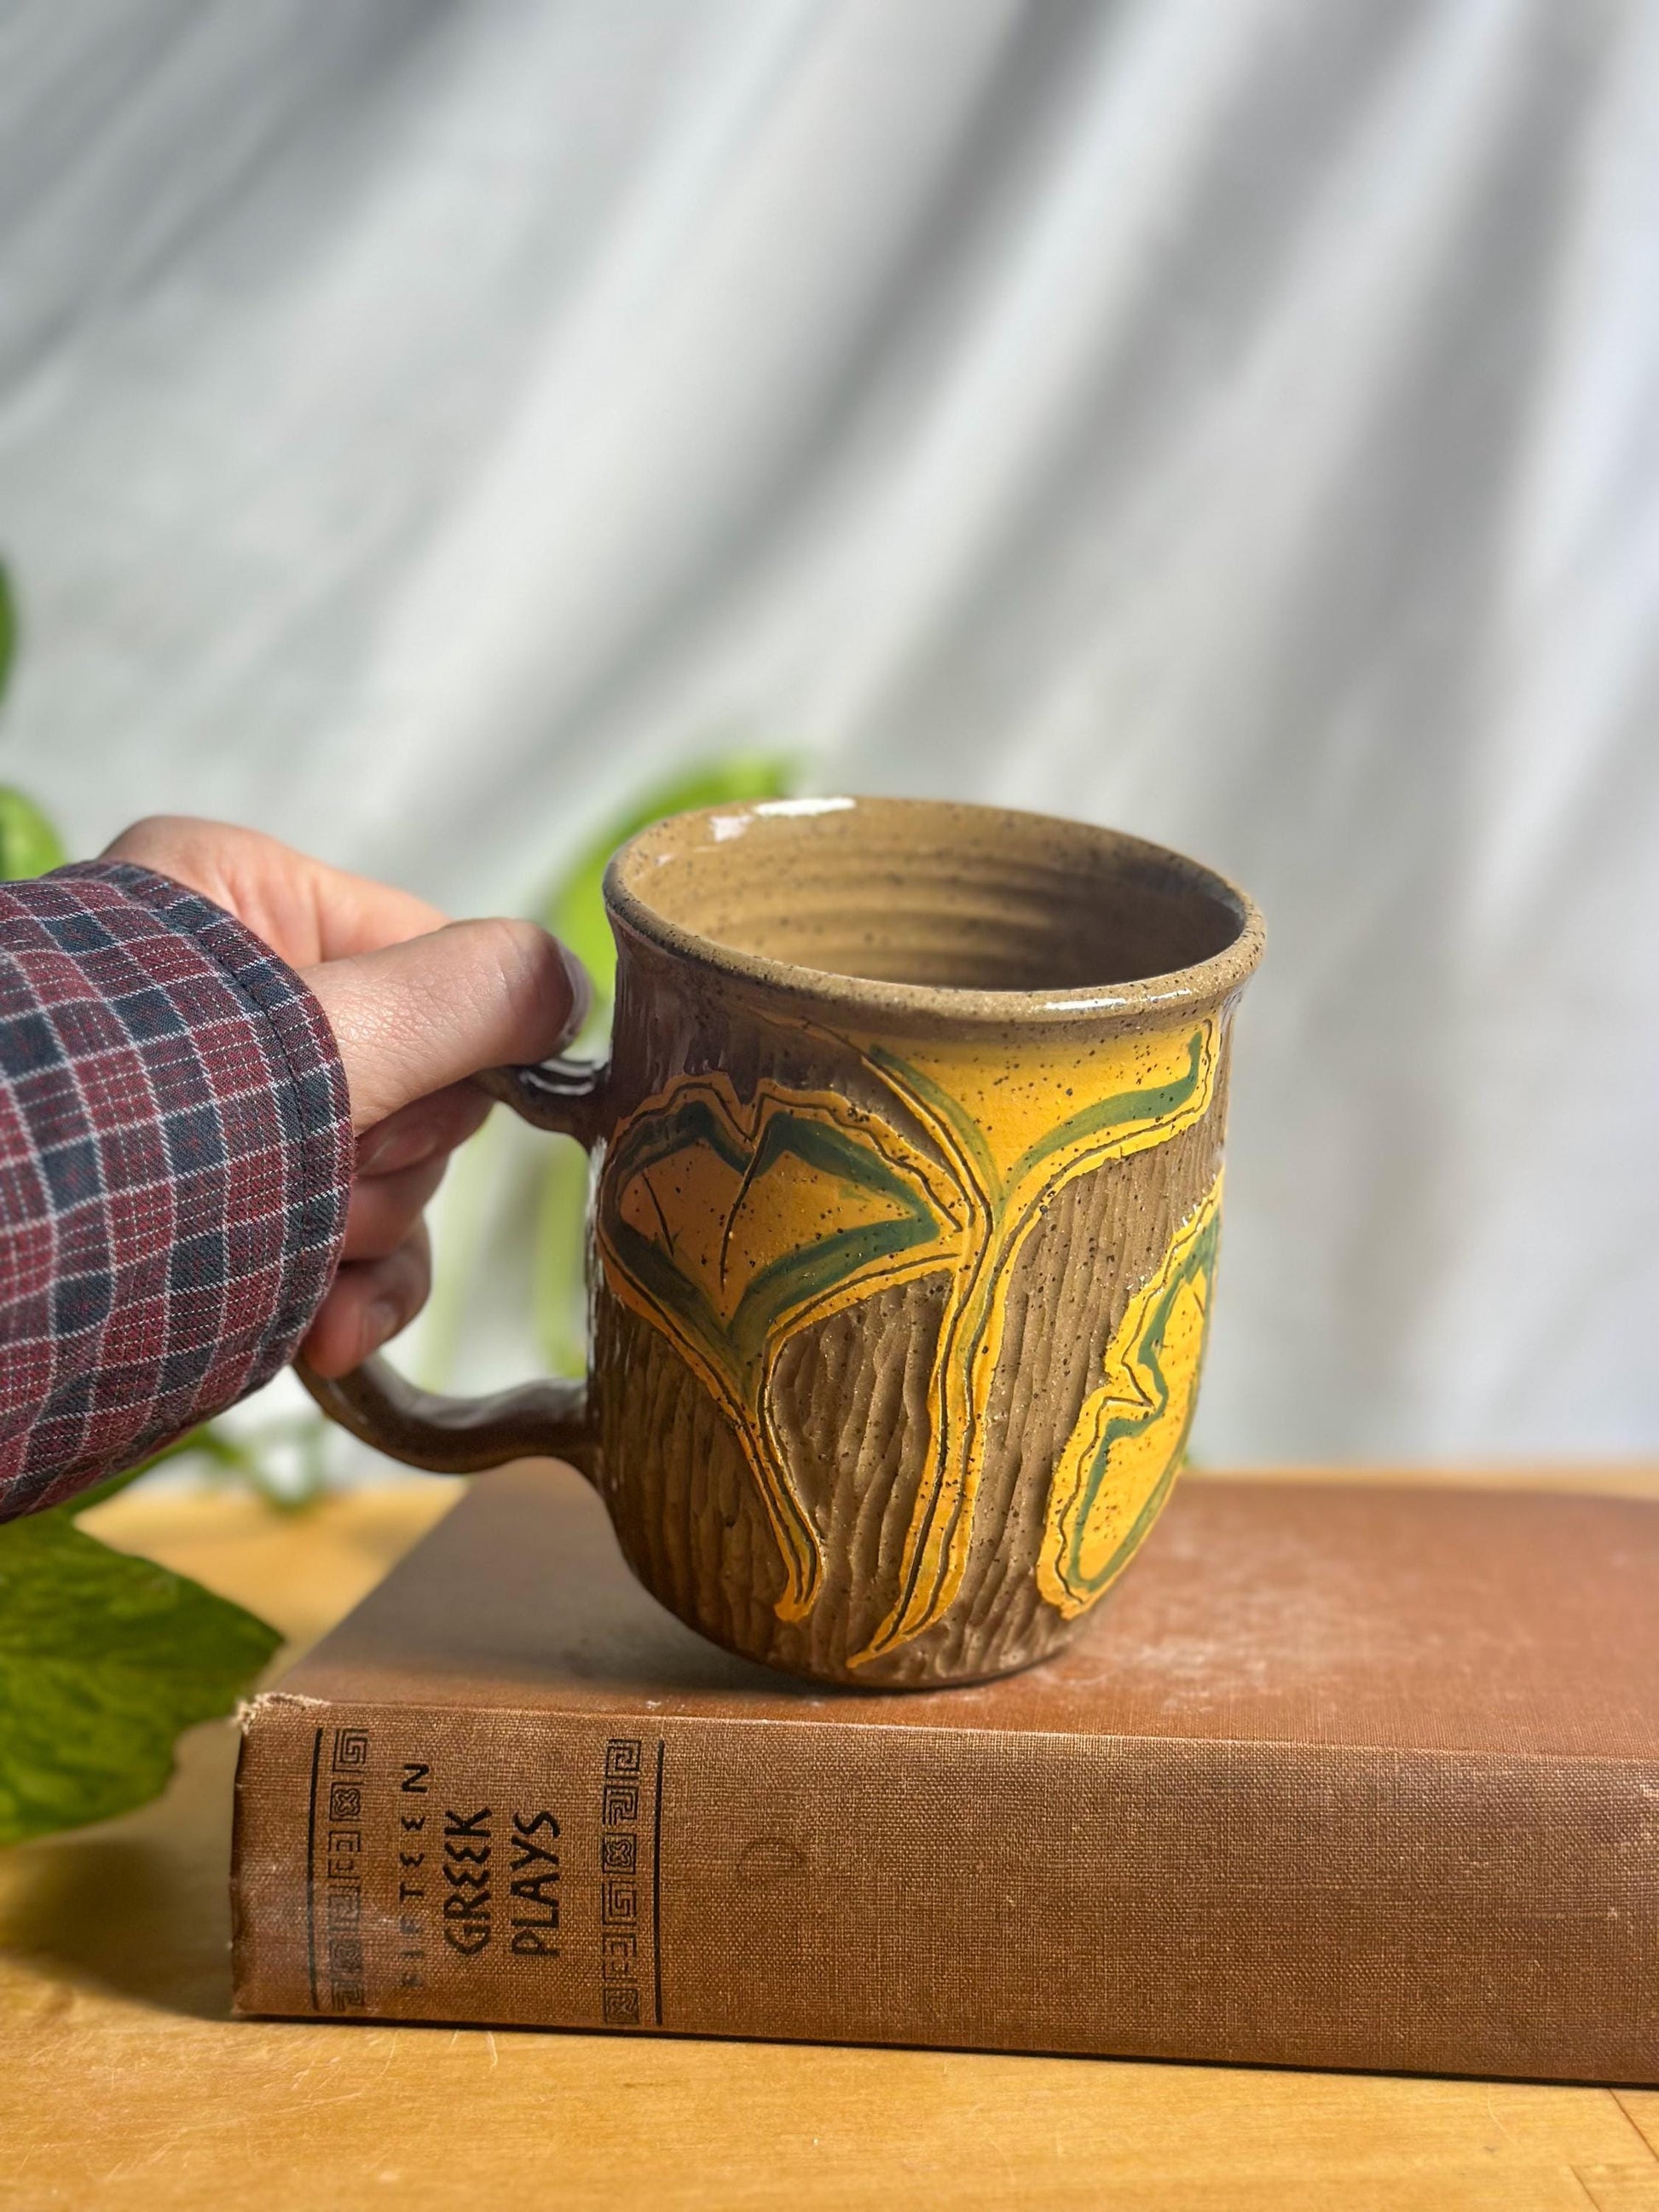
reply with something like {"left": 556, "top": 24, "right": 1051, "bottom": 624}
{"left": 231, "top": 1695, "right": 1659, "bottom": 2081}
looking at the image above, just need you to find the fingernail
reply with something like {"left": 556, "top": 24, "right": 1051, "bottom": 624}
{"left": 364, "top": 1297, "right": 401, "bottom": 1354}
{"left": 356, "top": 1126, "right": 391, "bottom": 1173}
{"left": 556, "top": 941, "right": 593, "bottom": 1050}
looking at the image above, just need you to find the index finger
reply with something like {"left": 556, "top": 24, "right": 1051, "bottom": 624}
{"left": 298, "top": 856, "right": 450, "bottom": 961}
{"left": 102, "top": 817, "right": 448, "bottom": 965}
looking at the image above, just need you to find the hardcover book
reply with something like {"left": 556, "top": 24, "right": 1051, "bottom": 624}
{"left": 232, "top": 1461, "right": 1659, "bottom": 2082}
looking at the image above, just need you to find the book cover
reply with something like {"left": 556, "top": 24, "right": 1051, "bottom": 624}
{"left": 232, "top": 1461, "right": 1659, "bottom": 2081}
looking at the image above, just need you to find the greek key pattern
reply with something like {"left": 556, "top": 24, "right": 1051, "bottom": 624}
{"left": 310, "top": 1726, "right": 370, "bottom": 2013}
{"left": 598, "top": 1738, "right": 642, "bottom": 2024}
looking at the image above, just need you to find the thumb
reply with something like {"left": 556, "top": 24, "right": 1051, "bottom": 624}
{"left": 304, "top": 917, "right": 592, "bottom": 1131}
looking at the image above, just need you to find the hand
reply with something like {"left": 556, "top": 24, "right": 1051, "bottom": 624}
{"left": 103, "top": 817, "right": 589, "bottom": 1378}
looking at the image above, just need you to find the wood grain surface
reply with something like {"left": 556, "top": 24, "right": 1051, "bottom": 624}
{"left": 3, "top": 1469, "right": 1657, "bottom": 2212}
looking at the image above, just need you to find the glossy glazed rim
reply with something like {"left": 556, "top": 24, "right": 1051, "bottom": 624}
{"left": 604, "top": 794, "right": 1265, "bottom": 1026}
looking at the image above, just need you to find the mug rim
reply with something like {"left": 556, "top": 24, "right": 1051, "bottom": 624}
{"left": 604, "top": 794, "right": 1265, "bottom": 1025}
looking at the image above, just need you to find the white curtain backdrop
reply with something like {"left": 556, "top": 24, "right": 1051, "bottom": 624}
{"left": 1, "top": 0, "right": 1656, "bottom": 1464}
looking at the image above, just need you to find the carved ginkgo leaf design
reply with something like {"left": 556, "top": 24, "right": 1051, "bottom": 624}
{"left": 597, "top": 1073, "right": 966, "bottom": 1618}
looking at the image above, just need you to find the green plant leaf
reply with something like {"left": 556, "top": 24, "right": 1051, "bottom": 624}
{"left": 0, "top": 787, "right": 66, "bottom": 880}
{"left": 0, "top": 1510, "right": 280, "bottom": 1846}
{"left": 0, "top": 563, "right": 14, "bottom": 709}
{"left": 543, "top": 754, "right": 796, "bottom": 1011}
{"left": 0, "top": 563, "right": 66, "bottom": 879}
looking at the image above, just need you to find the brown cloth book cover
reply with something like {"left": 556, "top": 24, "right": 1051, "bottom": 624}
{"left": 232, "top": 1464, "right": 1659, "bottom": 2082}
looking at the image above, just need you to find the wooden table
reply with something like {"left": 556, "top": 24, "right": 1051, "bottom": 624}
{"left": 3, "top": 1470, "right": 1658, "bottom": 2211}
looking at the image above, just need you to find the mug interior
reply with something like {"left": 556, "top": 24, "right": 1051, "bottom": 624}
{"left": 610, "top": 797, "right": 1256, "bottom": 1000}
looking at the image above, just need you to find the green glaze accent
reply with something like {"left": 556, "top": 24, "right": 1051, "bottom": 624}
{"left": 1007, "top": 1029, "right": 1207, "bottom": 1197}
{"left": 868, "top": 1045, "right": 1002, "bottom": 1198}
{"left": 604, "top": 1093, "right": 957, "bottom": 1381}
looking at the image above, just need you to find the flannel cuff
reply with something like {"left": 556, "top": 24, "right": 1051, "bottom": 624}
{"left": 0, "top": 860, "right": 353, "bottom": 1516}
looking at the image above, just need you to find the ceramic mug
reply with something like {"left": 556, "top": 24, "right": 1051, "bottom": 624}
{"left": 302, "top": 797, "right": 1263, "bottom": 1687}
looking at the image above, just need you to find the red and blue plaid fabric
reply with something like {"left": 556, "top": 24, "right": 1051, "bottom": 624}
{"left": 0, "top": 861, "right": 352, "bottom": 1518}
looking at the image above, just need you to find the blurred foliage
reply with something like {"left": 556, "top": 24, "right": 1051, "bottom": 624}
{"left": 0, "top": 788, "right": 66, "bottom": 880}
{"left": 0, "top": 568, "right": 66, "bottom": 880}
{"left": 532, "top": 753, "right": 797, "bottom": 1374}
{"left": 541, "top": 754, "right": 795, "bottom": 1018}
{"left": 0, "top": 1506, "right": 280, "bottom": 1846}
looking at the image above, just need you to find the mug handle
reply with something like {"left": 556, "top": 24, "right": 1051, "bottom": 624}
{"left": 295, "top": 1056, "right": 610, "bottom": 1479}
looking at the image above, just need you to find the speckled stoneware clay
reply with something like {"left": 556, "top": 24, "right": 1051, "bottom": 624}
{"left": 303, "top": 796, "right": 1264, "bottom": 1688}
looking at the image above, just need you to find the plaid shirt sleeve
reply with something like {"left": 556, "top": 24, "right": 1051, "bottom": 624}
{"left": 0, "top": 860, "right": 353, "bottom": 1519}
